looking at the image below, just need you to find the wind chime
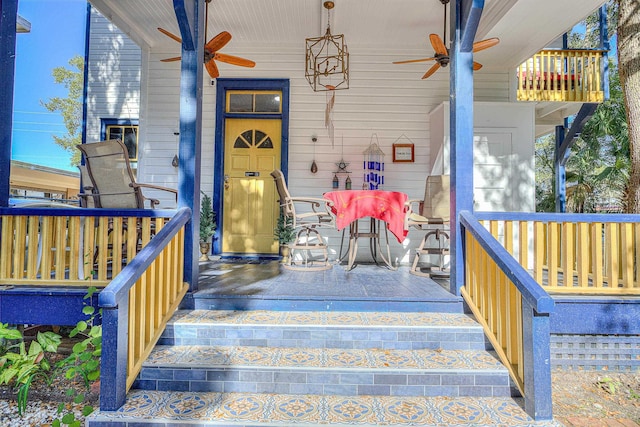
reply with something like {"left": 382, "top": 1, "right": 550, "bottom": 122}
{"left": 363, "top": 134, "right": 385, "bottom": 190}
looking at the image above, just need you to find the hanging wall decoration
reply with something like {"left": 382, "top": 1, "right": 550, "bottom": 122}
{"left": 310, "top": 136, "right": 318, "bottom": 173}
{"left": 392, "top": 134, "right": 415, "bottom": 163}
{"left": 363, "top": 133, "right": 385, "bottom": 190}
{"left": 305, "top": 1, "right": 349, "bottom": 92}
{"left": 333, "top": 135, "right": 351, "bottom": 189}
{"left": 325, "top": 91, "right": 335, "bottom": 148}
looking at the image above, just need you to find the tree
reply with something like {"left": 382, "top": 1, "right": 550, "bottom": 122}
{"left": 41, "top": 55, "right": 84, "bottom": 166}
{"left": 617, "top": 0, "right": 640, "bottom": 213}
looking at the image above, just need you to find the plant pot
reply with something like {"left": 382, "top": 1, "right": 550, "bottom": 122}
{"left": 199, "top": 241, "right": 211, "bottom": 261}
{"left": 279, "top": 244, "right": 290, "bottom": 264}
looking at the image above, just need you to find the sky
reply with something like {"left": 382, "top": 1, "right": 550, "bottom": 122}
{"left": 11, "top": 0, "right": 87, "bottom": 172}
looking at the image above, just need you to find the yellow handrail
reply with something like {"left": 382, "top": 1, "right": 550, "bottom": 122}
{"left": 517, "top": 49, "right": 605, "bottom": 102}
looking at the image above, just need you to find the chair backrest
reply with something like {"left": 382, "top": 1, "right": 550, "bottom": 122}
{"left": 421, "top": 175, "right": 450, "bottom": 221}
{"left": 78, "top": 165, "right": 96, "bottom": 208}
{"left": 270, "top": 169, "right": 295, "bottom": 218}
{"left": 77, "top": 140, "right": 143, "bottom": 209}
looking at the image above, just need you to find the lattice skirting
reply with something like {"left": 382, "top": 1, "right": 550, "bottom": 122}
{"left": 551, "top": 334, "right": 640, "bottom": 371}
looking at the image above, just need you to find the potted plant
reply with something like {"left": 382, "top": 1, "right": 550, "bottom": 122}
{"left": 199, "top": 191, "right": 216, "bottom": 261}
{"left": 274, "top": 212, "right": 296, "bottom": 263}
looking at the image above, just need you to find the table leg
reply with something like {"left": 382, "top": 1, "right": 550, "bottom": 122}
{"left": 371, "top": 219, "right": 396, "bottom": 270}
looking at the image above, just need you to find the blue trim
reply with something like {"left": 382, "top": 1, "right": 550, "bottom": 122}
{"left": 554, "top": 125, "right": 566, "bottom": 212}
{"left": 100, "top": 118, "right": 139, "bottom": 140}
{"left": 551, "top": 297, "right": 640, "bottom": 335}
{"left": 556, "top": 103, "right": 598, "bottom": 162}
{"left": 174, "top": 0, "right": 204, "bottom": 292}
{"left": 212, "top": 78, "right": 290, "bottom": 255}
{"left": 0, "top": 0, "right": 18, "bottom": 208}
{"left": 172, "top": 0, "right": 195, "bottom": 50}
{"left": 460, "top": 211, "right": 555, "bottom": 313}
{"left": 458, "top": 0, "right": 485, "bottom": 51}
{"left": 81, "top": 3, "right": 91, "bottom": 148}
{"left": 599, "top": 5, "right": 610, "bottom": 100}
{"left": 0, "top": 287, "right": 99, "bottom": 326}
{"left": 0, "top": 206, "right": 177, "bottom": 217}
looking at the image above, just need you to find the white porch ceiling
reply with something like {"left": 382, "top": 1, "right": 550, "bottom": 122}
{"left": 90, "top": 0, "right": 605, "bottom": 71}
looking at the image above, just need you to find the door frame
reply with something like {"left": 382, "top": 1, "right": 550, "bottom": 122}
{"left": 212, "top": 78, "right": 290, "bottom": 255}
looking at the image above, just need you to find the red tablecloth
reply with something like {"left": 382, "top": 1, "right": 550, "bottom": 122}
{"left": 324, "top": 190, "right": 409, "bottom": 242}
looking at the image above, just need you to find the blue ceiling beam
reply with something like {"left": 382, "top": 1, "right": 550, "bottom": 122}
{"left": 173, "top": 0, "right": 196, "bottom": 51}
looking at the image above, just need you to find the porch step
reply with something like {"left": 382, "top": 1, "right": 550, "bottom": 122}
{"left": 135, "top": 345, "right": 515, "bottom": 397}
{"left": 190, "top": 262, "right": 463, "bottom": 312}
{"left": 86, "top": 309, "right": 559, "bottom": 426}
{"left": 158, "top": 309, "right": 488, "bottom": 350}
{"left": 88, "top": 390, "right": 561, "bottom": 426}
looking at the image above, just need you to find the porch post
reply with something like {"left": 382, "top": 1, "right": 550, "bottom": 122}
{"left": 522, "top": 303, "right": 553, "bottom": 420}
{"left": 0, "top": 0, "right": 18, "bottom": 208}
{"left": 99, "top": 300, "right": 129, "bottom": 411}
{"left": 450, "top": 0, "right": 483, "bottom": 295}
{"left": 174, "top": 0, "right": 205, "bottom": 292}
{"left": 554, "top": 124, "right": 566, "bottom": 212}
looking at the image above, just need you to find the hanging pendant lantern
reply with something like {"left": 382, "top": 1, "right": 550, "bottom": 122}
{"left": 305, "top": 1, "right": 349, "bottom": 92}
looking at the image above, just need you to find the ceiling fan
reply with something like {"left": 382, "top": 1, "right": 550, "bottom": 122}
{"left": 157, "top": 0, "right": 255, "bottom": 79}
{"left": 393, "top": 0, "right": 499, "bottom": 79}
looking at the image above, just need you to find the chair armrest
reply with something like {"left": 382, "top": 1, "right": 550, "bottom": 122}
{"left": 131, "top": 183, "right": 178, "bottom": 201}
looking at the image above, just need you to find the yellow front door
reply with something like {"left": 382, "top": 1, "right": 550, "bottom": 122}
{"left": 222, "top": 118, "right": 281, "bottom": 254}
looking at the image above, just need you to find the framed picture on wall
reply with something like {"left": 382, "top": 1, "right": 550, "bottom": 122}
{"left": 392, "top": 143, "right": 414, "bottom": 163}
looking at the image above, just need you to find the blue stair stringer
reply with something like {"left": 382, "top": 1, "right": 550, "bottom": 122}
{"left": 87, "top": 310, "right": 562, "bottom": 426}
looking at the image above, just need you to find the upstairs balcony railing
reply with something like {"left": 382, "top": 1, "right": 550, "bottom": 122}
{"left": 517, "top": 49, "right": 606, "bottom": 103}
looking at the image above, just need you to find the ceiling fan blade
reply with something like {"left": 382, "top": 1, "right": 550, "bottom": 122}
{"left": 393, "top": 57, "right": 436, "bottom": 65}
{"left": 422, "top": 62, "right": 441, "bottom": 79}
{"left": 473, "top": 37, "right": 499, "bottom": 53}
{"left": 214, "top": 53, "right": 256, "bottom": 68}
{"left": 429, "top": 33, "right": 448, "bottom": 55}
{"left": 158, "top": 27, "right": 182, "bottom": 43}
{"left": 205, "top": 59, "right": 220, "bottom": 78}
{"left": 473, "top": 62, "right": 483, "bottom": 71}
{"left": 205, "top": 31, "right": 232, "bottom": 53}
{"left": 160, "top": 56, "right": 182, "bottom": 62}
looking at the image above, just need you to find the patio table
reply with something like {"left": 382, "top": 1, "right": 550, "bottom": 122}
{"left": 323, "top": 190, "right": 408, "bottom": 270}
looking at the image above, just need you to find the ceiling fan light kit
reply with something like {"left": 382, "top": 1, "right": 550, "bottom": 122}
{"left": 305, "top": 0, "right": 349, "bottom": 92}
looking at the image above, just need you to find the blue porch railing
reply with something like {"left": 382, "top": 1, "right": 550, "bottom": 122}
{"left": 99, "top": 207, "right": 191, "bottom": 410}
{"left": 460, "top": 210, "right": 555, "bottom": 420}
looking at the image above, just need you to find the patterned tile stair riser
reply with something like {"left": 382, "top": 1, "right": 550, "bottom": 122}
{"left": 87, "top": 310, "right": 560, "bottom": 427}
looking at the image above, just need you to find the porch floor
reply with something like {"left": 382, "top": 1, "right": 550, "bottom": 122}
{"left": 192, "top": 260, "right": 461, "bottom": 312}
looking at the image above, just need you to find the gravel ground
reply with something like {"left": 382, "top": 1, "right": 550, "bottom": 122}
{"left": 552, "top": 370, "right": 640, "bottom": 421}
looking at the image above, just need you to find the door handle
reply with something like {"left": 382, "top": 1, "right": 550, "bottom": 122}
{"left": 224, "top": 175, "right": 230, "bottom": 190}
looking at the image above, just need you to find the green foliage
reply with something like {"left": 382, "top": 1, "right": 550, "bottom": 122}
{"left": 53, "top": 286, "right": 101, "bottom": 425}
{"left": 199, "top": 191, "right": 217, "bottom": 242}
{"left": 0, "top": 324, "right": 61, "bottom": 415}
{"left": 274, "top": 213, "right": 296, "bottom": 245}
{"left": 41, "top": 55, "right": 84, "bottom": 166}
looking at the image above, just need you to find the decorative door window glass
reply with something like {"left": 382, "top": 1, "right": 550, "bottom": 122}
{"left": 227, "top": 91, "right": 282, "bottom": 114}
